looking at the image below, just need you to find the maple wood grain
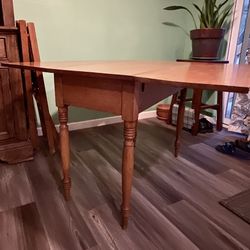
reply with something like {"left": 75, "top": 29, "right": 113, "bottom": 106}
{"left": 2, "top": 61, "right": 250, "bottom": 93}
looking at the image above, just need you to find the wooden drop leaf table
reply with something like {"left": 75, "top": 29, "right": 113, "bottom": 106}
{"left": 2, "top": 61, "right": 250, "bottom": 229}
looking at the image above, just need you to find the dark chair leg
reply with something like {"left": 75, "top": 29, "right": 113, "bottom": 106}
{"left": 216, "top": 91, "right": 223, "bottom": 131}
{"left": 175, "top": 88, "right": 187, "bottom": 157}
{"left": 169, "top": 93, "right": 178, "bottom": 125}
{"left": 191, "top": 89, "right": 202, "bottom": 136}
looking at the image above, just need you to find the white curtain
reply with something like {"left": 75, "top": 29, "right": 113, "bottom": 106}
{"left": 228, "top": 92, "right": 250, "bottom": 140}
{"left": 228, "top": 42, "right": 250, "bottom": 140}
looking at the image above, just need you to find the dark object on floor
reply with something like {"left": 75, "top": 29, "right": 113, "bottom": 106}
{"left": 215, "top": 142, "right": 250, "bottom": 159}
{"left": 235, "top": 139, "right": 250, "bottom": 153}
{"left": 220, "top": 189, "right": 250, "bottom": 225}
{"left": 215, "top": 142, "right": 236, "bottom": 155}
{"left": 198, "top": 118, "right": 213, "bottom": 133}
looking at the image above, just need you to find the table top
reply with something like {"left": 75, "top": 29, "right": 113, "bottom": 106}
{"left": 2, "top": 61, "right": 250, "bottom": 93}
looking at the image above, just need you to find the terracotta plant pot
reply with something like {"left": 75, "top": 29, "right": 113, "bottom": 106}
{"left": 190, "top": 28, "right": 225, "bottom": 60}
{"left": 156, "top": 104, "right": 170, "bottom": 122}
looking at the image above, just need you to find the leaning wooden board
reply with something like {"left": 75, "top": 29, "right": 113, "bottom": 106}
{"left": 2, "top": 60, "right": 250, "bottom": 228}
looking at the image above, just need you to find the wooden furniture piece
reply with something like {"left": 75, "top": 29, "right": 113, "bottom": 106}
{"left": 0, "top": 0, "right": 15, "bottom": 26}
{"left": 173, "top": 88, "right": 187, "bottom": 157}
{"left": 172, "top": 59, "right": 229, "bottom": 136}
{"left": 170, "top": 86, "right": 223, "bottom": 136}
{"left": 17, "top": 20, "right": 58, "bottom": 154}
{"left": 156, "top": 104, "right": 170, "bottom": 121}
{"left": 17, "top": 20, "right": 39, "bottom": 150}
{"left": 0, "top": 1, "right": 34, "bottom": 163}
{"left": 3, "top": 61, "right": 250, "bottom": 228}
{"left": 0, "top": 1, "right": 55, "bottom": 162}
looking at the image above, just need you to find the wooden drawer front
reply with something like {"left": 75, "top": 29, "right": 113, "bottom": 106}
{"left": 0, "top": 37, "right": 7, "bottom": 59}
{"left": 0, "top": 68, "right": 15, "bottom": 140}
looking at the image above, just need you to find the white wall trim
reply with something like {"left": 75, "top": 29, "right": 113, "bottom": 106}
{"left": 223, "top": 0, "right": 244, "bottom": 125}
{"left": 37, "top": 110, "right": 157, "bottom": 136}
{"left": 37, "top": 111, "right": 230, "bottom": 136}
{"left": 226, "top": 0, "right": 244, "bottom": 63}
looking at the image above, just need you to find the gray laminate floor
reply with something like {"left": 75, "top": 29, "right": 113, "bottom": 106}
{"left": 1, "top": 118, "right": 250, "bottom": 250}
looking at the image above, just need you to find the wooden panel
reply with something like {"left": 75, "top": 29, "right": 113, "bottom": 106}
{"left": 0, "top": 26, "right": 33, "bottom": 163}
{"left": 4, "top": 32, "right": 27, "bottom": 140}
{"left": 0, "top": 68, "right": 15, "bottom": 140}
{"left": 0, "top": 19, "right": 32, "bottom": 163}
{"left": 0, "top": 37, "right": 7, "bottom": 58}
{"left": 62, "top": 74, "right": 124, "bottom": 115}
{"left": 0, "top": 71, "right": 7, "bottom": 138}
{"left": 138, "top": 82, "right": 181, "bottom": 112}
{"left": 0, "top": 140, "right": 33, "bottom": 164}
{"left": 0, "top": 0, "right": 15, "bottom": 26}
{"left": 16, "top": 20, "right": 39, "bottom": 149}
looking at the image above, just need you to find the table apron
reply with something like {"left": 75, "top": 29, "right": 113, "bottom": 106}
{"left": 54, "top": 73, "right": 184, "bottom": 119}
{"left": 55, "top": 74, "right": 130, "bottom": 115}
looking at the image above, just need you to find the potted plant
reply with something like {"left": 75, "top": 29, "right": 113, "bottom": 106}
{"left": 164, "top": 0, "right": 234, "bottom": 59}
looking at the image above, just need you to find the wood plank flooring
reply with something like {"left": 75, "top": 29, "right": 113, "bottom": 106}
{"left": 0, "top": 118, "right": 250, "bottom": 250}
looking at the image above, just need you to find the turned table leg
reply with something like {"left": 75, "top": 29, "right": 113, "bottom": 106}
{"left": 58, "top": 105, "right": 71, "bottom": 200}
{"left": 121, "top": 120, "right": 137, "bottom": 229}
{"left": 175, "top": 88, "right": 187, "bottom": 157}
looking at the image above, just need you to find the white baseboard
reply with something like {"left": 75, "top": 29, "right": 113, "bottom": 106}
{"left": 37, "top": 110, "right": 157, "bottom": 136}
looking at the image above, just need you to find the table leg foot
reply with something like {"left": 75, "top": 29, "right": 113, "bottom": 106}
{"left": 121, "top": 208, "right": 129, "bottom": 229}
{"left": 63, "top": 177, "right": 71, "bottom": 201}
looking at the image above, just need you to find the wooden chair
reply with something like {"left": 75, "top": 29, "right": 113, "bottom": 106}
{"left": 17, "top": 20, "right": 58, "bottom": 154}
{"left": 173, "top": 59, "right": 227, "bottom": 137}
{"left": 170, "top": 89, "right": 223, "bottom": 136}
{"left": 170, "top": 60, "right": 226, "bottom": 157}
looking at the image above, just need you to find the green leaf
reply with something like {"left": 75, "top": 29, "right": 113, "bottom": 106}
{"left": 212, "top": 15, "right": 220, "bottom": 28}
{"left": 217, "top": 3, "right": 234, "bottom": 28}
{"left": 200, "top": 12, "right": 208, "bottom": 28}
{"left": 193, "top": 4, "right": 202, "bottom": 15}
{"left": 162, "top": 22, "right": 189, "bottom": 36}
{"left": 204, "top": 0, "right": 210, "bottom": 27}
{"left": 164, "top": 6, "right": 186, "bottom": 11}
{"left": 163, "top": 1, "right": 233, "bottom": 30}
{"left": 216, "top": 0, "right": 230, "bottom": 13}
{"left": 193, "top": 4, "right": 207, "bottom": 28}
{"left": 163, "top": 5, "right": 197, "bottom": 29}
{"left": 214, "top": 0, "right": 229, "bottom": 21}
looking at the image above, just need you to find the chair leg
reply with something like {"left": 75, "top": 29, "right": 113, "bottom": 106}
{"left": 174, "top": 88, "right": 187, "bottom": 157}
{"left": 216, "top": 91, "right": 223, "bottom": 131}
{"left": 191, "top": 89, "right": 202, "bottom": 136}
{"left": 169, "top": 93, "right": 178, "bottom": 124}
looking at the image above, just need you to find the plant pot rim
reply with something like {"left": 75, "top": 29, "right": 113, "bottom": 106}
{"left": 191, "top": 28, "right": 225, "bottom": 32}
{"left": 190, "top": 28, "right": 225, "bottom": 39}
